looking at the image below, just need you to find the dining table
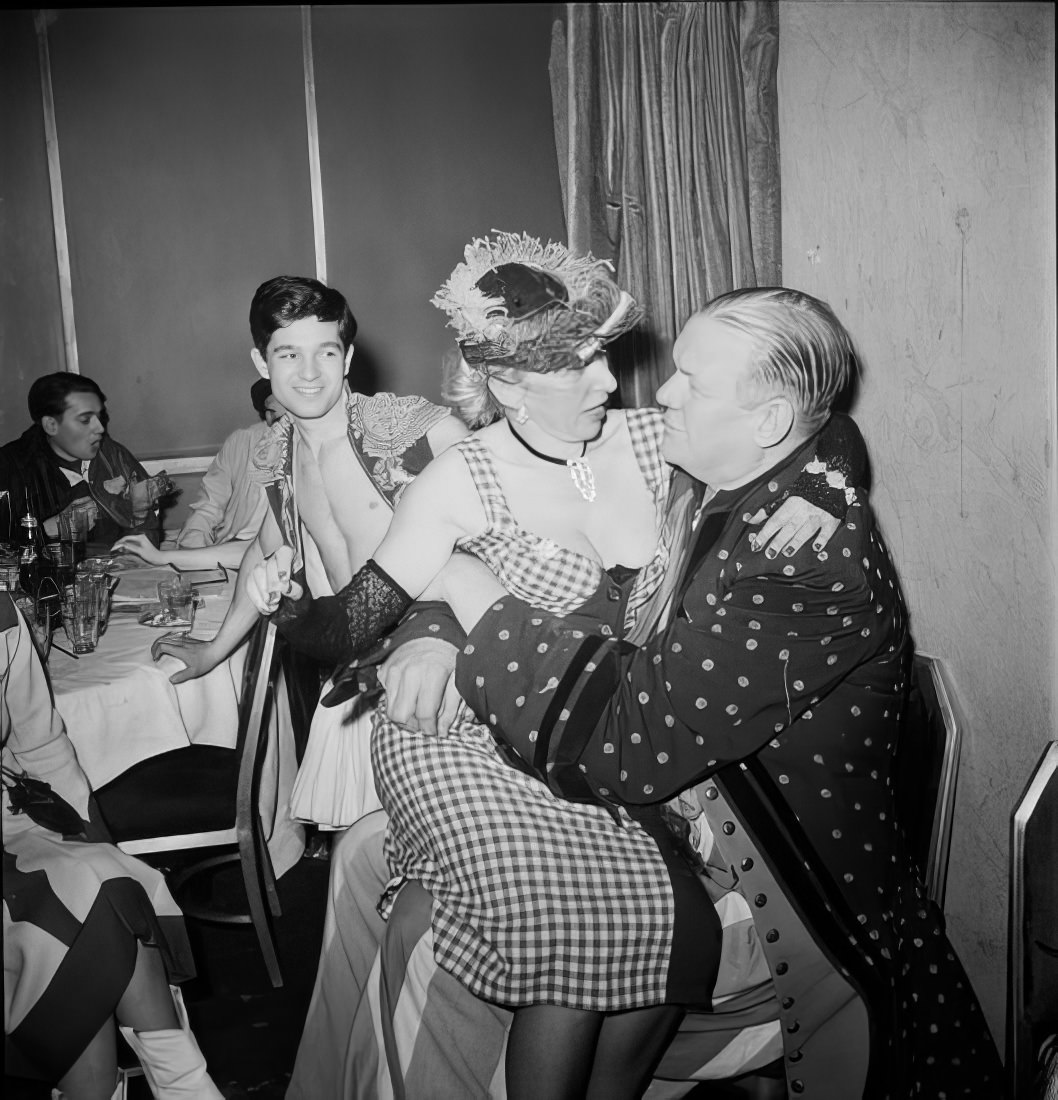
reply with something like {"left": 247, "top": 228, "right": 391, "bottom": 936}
{"left": 45, "top": 556, "right": 305, "bottom": 878}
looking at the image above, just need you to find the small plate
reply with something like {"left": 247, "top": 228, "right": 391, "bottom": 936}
{"left": 114, "top": 601, "right": 158, "bottom": 615}
{"left": 138, "top": 610, "right": 193, "bottom": 628}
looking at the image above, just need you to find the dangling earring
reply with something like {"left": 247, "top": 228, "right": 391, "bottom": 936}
{"left": 514, "top": 404, "right": 530, "bottom": 425}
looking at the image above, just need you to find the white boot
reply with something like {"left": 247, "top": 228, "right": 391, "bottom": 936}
{"left": 118, "top": 985, "right": 223, "bottom": 1099}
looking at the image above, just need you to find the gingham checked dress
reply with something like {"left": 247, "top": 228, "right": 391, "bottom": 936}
{"left": 370, "top": 409, "right": 720, "bottom": 1012}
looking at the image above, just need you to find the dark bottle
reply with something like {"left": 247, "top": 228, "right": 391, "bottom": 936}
{"left": 18, "top": 513, "right": 48, "bottom": 598}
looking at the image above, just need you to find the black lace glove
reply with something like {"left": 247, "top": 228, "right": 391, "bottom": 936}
{"left": 273, "top": 559, "right": 410, "bottom": 708}
{"left": 271, "top": 559, "right": 412, "bottom": 670}
{"left": 274, "top": 590, "right": 348, "bottom": 663}
{"left": 781, "top": 411, "right": 868, "bottom": 518}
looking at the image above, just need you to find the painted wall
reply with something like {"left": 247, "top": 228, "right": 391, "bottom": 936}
{"left": 0, "top": 5, "right": 564, "bottom": 457}
{"left": 779, "top": 1, "right": 1056, "bottom": 1045}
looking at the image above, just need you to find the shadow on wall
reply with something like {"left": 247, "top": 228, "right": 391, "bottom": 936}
{"left": 347, "top": 337, "right": 382, "bottom": 398}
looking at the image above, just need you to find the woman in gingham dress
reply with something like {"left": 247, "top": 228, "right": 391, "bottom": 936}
{"left": 251, "top": 233, "right": 858, "bottom": 1098}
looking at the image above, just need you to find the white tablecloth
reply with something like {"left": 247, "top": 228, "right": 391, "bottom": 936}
{"left": 47, "top": 564, "right": 304, "bottom": 877}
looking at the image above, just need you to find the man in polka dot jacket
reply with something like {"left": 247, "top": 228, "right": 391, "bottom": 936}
{"left": 453, "top": 287, "right": 1003, "bottom": 1098}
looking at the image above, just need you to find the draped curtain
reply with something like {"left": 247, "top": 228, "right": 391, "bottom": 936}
{"left": 550, "top": 2, "right": 780, "bottom": 407}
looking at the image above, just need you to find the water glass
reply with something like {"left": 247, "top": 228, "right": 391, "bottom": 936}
{"left": 76, "top": 560, "right": 112, "bottom": 635}
{"left": 157, "top": 577, "right": 195, "bottom": 628}
{"left": 13, "top": 589, "right": 54, "bottom": 661}
{"left": 50, "top": 539, "right": 77, "bottom": 580}
{"left": 0, "top": 551, "right": 19, "bottom": 592}
{"left": 96, "top": 577, "right": 114, "bottom": 634}
{"left": 66, "top": 577, "right": 100, "bottom": 653}
{"left": 57, "top": 509, "right": 89, "bottom": 566}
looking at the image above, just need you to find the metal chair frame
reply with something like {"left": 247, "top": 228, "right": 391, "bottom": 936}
{"left": 1007, "top": 740, "right": 1058, "bottom": 1100}
{"left": 115, "top": 619, "right": 284, "bottom": 987}
{"left": 910, "top": 652, "right": 963, "bottom": 910}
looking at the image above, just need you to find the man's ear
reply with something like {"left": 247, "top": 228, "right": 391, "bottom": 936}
{"left": 755, "top": 395, "right": 795, "bottom": 450}
{"left": 41, "top": 415, "right": 59, "bottom": 438}
{"left": 486, "top": 372, "right": 528, "bottom": 416}
{"left": 250, "top": 348, "right": 269, "bottom": 379}
{"left": 344, "top": 345, "right": 354, "bottom": 377}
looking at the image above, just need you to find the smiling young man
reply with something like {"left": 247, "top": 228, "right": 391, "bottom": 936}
{"left": 0, "top": 373, "right": 165, "bottom": 546}
{"left": 152, "top": 275, "right": 468, "bottom": 686}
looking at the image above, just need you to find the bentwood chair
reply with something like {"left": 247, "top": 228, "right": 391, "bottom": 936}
{"left": 893, "top": 652, "right": 963, "bottom": 909}
{"left": 95, "top": 618, "right": 286, "bottom": 987}
{"left": 1007, "top": 740, "right": 1058, "bottom": 1100}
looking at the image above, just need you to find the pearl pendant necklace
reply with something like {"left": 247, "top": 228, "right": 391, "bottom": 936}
{"left": 508, "top": 422, "right": 597, "bottom": 502}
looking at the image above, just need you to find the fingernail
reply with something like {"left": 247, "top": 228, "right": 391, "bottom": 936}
{"left": 765, "top": 547, "right": 777, "bottom": 559}
{"left": 748, "top": 536, "right": 759, "bottom": 550}
{"left": 783, "top": 545, "right": 795, "bottom": 557}
{"left": 813, "top": 542, "right": 824, "bottom": 552}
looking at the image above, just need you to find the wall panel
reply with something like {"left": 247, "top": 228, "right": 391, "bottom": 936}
{"left": 313, "top": 4, "right": 566, "bottom": 400}
{"left": 46, "top": 6, "right": 316, "bottom": 456}
{"left": 780, "top": 0, "right": 1056, "bottom": 1043}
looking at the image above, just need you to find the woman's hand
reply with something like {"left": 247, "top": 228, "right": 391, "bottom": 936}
{"left": 151, "top": 634, "right": 222, "bottom": 684}
{"left": 246, "top": 545, "right": 303, "bottom": 615}
{"left": 748, "top": 496, "right": 841, "bottom": 559}
{"left": 111, "top": 533, "right": 166, "bottom": 565}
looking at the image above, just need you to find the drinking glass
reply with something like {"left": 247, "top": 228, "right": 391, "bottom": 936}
{"left": 76, "top": 560, "right": 113, "bottom": 635}
{"left": 14, "top": 585, "right": 56, "bottom": 661}
{"left": 66, "top": 576, "right": 100, "bottom": 654}
{"left": 0, "top": 550, "right": 19, "bottom": 592}
{"left": 57, "top": 508, "right": 89, "bottom": 566}
{"left": 157, "top": 577, "right": 195, "bottom": 628}
{"left": 50, "top": 538, "right": 77, "bottom": 583}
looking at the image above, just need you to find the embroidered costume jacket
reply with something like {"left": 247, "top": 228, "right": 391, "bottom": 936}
{"left": 252, "top": 389, "right": 456, "bottom": 664}
{"left": 252, "top": 389, "right": 448, "bottom": 555}
{"left": 455, "top": 433, "right": 1003, "bottom": 1098}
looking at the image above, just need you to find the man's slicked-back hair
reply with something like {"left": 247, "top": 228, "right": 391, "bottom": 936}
{"left": 28, "top": 372, "right": 106, "bottom": 424}
{"left": 249, "top": 275, "right": 358, "bottom": 357}
{"left": 700, "top": 287, "right": 858, "bottom": 432}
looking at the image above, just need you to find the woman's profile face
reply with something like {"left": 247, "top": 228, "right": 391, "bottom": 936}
{"left": 521, "top": 353, "right": 617, "bottom": 444}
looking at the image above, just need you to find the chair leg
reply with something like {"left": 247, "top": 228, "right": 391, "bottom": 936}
{"left": 118, "top": 1064, "right": 145, "bottom": 1100}
{"left": 238, "top": 828, "right": 283, "bottom": 988}
{"left": 253, "top": 818, "right": 282, "bottom": 918}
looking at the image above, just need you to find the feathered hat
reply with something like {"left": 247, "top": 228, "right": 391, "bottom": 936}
{"left": 431, "top": 231, "right": 643, "bottom": 374}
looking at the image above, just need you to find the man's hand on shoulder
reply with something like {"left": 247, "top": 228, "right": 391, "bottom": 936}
{"left": 747, "top": 496, "right": 842, "bottom": 559}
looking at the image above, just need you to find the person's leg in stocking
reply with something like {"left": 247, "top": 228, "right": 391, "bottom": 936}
{"left": 506, "top": 1005, "right": 604, "bottom": 1100}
